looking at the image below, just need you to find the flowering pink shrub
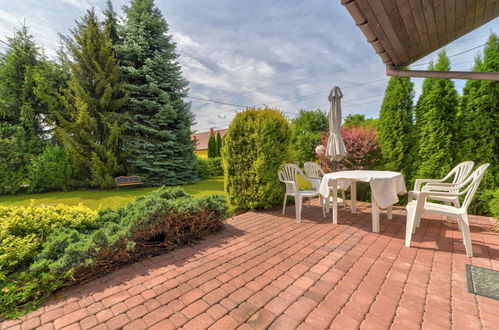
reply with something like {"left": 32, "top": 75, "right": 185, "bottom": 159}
{"left": 321, "top": 126, "right": 380, "bottom": 170}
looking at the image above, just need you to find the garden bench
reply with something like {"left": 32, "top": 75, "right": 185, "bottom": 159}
{"left": 115, "top": 176, "right": 143, "bottom": 187}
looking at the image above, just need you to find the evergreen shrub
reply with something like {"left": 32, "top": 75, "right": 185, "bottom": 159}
{"left": 196, "top": 157, "right": 210, "bottom": 179}
{"left": 207, "top": 157, "right": 223, "bottom": 176}
{"left": 28, "top": 145, "right": 72, "bottom": 192}
{"left": 222, "top": 107, "right": 293, "bottom": 210}
{"left": 0, "top": 187, "right": 227, "bottom": 318}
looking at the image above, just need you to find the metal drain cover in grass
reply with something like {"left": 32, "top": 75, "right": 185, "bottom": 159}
{"left": 466, "top": 264, "right": 499, "bottom": 300}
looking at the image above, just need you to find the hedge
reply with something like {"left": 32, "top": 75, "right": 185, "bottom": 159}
{"left": 0, "top": 187, "right": 228, "bottom": 318}
{"left": 222, "top": 107, "right": 293, "bottom": 210}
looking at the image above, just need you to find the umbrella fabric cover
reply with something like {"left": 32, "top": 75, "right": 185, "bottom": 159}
{"left": 326, "top": 86, "right": 346, "bottom": 162}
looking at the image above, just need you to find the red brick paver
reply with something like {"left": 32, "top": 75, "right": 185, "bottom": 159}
{"left": 1, "top": 201, "right": 498, "bottom": 329}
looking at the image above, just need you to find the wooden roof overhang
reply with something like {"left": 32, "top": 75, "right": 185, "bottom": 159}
{"left": 341, "top": 0, "right": 499, "bottom": 80}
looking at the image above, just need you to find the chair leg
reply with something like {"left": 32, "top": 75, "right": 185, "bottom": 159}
{"left": 413, "top": 208, "right": 423, "bottom": 233}
{"left": 340, "top": 190, "right": 346, "bottom": 208}
{"left": 405, "top": 207, "right": 416, "bottom": 247}
{"left": 295, "top": 196, "right": 302, "bottom": 223}
{"left": 282, "top": 194, "right": 287, "bottom": 215}
{"left": 320, "top": 196, "right": 326, "bottom": 218}
{"left": 445, "top": 201, "right": 453, "bottom": 223}
{"left": 459, "top": 214, "right": 473, "bottom": 257}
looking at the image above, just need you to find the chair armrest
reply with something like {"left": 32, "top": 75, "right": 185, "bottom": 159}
{"left": 418, "top": 190, "right": 461, "bottom": 199}
{"left": 422, "top": 185, "right": 458, "bottom": 192}
{"left": 414, "top": 178, "right": 444, "bottom": 191}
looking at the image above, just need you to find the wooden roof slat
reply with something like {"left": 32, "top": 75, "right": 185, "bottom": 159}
{"left": 395, "top": 0, "right": 423, "bottom": 52}
{"left": 434, "top": 0, "right": 449, "bottom": 45}
{"left": 444, "top": 0, "right": 456, "bottom": 41}
{"left": 482, "top": 0, "right": 496, "bottom": 21}
{"left": 368, "top": 1, "right": 409, "bottom": 61}
{"left": 381, "top": 0, "right": 419, "bottom": 60}
{"left": 407, "top": 0, "right": 432, "bottom": 55}
{"left": 465, "top": 0, "right": 478, "bottom": 33}
{"left": 455, "top": 0, "right": 467, "bottom": 38}
{"left": 355, "top": 0, "right": 403, "bottom": 64}
{"left": 342, "top": 0, "right": 499, "bottom": 68}
{"left": 420, "top": 0, "right": 440, "bottom": 49}
{"left": 474, "top": 0, "right": 487, "bottom": 28}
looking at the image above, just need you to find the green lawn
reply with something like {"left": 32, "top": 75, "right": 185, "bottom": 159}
{"left": 0, "top": 176, "right": 225, "bottom": 210}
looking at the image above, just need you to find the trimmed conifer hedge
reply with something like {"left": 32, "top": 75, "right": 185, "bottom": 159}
{"left": 0, "top": 188, "right": 228, "bottom": 318}
{"left": 222, "top": 107, "right": 293, "bottom": 210}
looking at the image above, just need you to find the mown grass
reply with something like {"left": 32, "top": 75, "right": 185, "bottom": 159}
{"left": 0, "top": 176, "right": 225, "bottom": 210}
{"left": 0, "top": 175, "right": 313, "bottom": 211}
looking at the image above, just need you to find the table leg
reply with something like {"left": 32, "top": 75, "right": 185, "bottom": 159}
{"left": 331, "top": 179, "right": 338, "bottom": 224}
{"left": 350, "top": 181, "right": 357, "bottom": 213}
{"left": 387, "top": 206, "right": 393, "bottom": 219}
{"left": 372, "top": 194, "right": 379, "bottom": 233}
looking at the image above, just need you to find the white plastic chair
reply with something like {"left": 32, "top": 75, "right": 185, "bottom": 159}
{"left": 405, "top": 163, "right": 490, "bottom": 257}
{"left": 278, "top": 164, "right": 325, "bottom": 223}
{"left": 304, "top": 161, "right": 348, "bottom": 210}
{"left": 409, "top": 161, "right": 474, "bottom": 222}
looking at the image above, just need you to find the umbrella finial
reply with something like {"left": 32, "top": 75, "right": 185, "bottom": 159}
{"left": 328, "top": 86, "right": 343, "bottom": 100}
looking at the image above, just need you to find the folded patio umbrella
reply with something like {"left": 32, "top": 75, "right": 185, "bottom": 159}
{"left": 326, "top": 86, "right": 346, "bottom": 166}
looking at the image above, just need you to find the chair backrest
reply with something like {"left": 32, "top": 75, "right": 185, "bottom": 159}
{"left": 444, "top": 161, "right": 475, "bottom": 186}
{"left": 304, "top": 162, "right": 325, "bottom": 178}
{"left": 278, "top": 163, "right": 302, "bottom": 194}
{"left": 459, "top": 163, "right": 490, "bottom": 210}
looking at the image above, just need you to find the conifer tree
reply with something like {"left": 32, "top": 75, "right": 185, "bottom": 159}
{"left": 57, "top": 9, "right": 127, "bottom": 188}
{"left": 216, "top": 131, "right": 223, "bottom": 157}
{"left": 208, "top": 133, "right": 216, "bottom": 158}
{"left": 414, "top": 51, "right": 459, "bottom": 179}
{"left": 117, "top": 0, "right": 197, "bottom": 185}
{"left": 458, "top": 33, "right": 498, "bottom": 194}
{"left": 0, "top": 25, "right": 47, "bottom": 154}
{"left": 103, "top": 0, "right": 120, "bottom": 45}
{"left": 378, "top": 75, "right": 415, "bottom": 179}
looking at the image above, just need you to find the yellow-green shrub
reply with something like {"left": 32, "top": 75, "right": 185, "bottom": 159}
{"left": 0, "top": 204, "right": 97, "bottom": 275}
{"left": 222, "top": 107, "right": 293, "bottom": 210}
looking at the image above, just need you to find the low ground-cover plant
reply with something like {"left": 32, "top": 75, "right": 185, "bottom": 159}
{"left": 0, "top": 187, "right": 228, "bottom": 318}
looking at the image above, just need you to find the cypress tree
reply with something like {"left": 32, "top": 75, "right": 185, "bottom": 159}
{"left": 414, "top": 51, "right": 459, "bottom": 179}
{"left": 208, "top": 133, "right": 216, "bottom": 158}
{"left": 216, "top": 131, "right": 223, "bottom": 157}
{"left": 57, "top": 9, "right": 127, "bottom": 188}
{"left": 458, "top": 33, "right": 498, "bottom": 194}
{"left": 378, "top": 75, "right": 415, "bottom": 179}
{"left": 117, "top": 0, "right": 197, "bottom": 185}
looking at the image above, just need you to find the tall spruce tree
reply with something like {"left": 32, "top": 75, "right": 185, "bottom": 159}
{"left": 458, "top": 33, "right": 498, "bottom": 195}
{"left": 117, "top": 0, "right": 197, "bottom": 185}
{"left": 378, "top": 75, "right": 415, "bottom": 179}
{"left": 414, "top": 51, "right": 459, "bottom": 179}
{"left": 57, "top": 9, "right": 127, "bottom": 188}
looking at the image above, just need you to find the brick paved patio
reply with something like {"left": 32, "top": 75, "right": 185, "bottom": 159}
{"left": 1, "top": 202, "right": 498, "bottom": 330}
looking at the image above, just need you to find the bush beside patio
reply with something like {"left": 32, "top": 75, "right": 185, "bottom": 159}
{"left": 0, "top": 187, "right": 228, "bottom": 318}
{"left": 223, "top": 107, "right": 293, "bottom": 210}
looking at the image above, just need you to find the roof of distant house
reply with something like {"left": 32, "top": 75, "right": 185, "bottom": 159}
{"left": 192, "top": 128, "right": 228, "bottom": 150}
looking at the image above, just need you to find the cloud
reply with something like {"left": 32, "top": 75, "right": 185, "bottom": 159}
{"left": 0, "top": 0, "right": 497, "bottom": 133}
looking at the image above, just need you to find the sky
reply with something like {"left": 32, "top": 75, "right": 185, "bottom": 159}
{"left": 0, "top": 0, "right": 497, "bottom": 133}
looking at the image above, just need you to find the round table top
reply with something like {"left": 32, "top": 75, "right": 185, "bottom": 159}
{"left": 322, "top": 170, "right": 403, "bottom": 182}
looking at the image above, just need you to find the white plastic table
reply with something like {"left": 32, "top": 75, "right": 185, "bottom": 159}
{"left": 319, "top": 170, "right": 407, "bottom": 232}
